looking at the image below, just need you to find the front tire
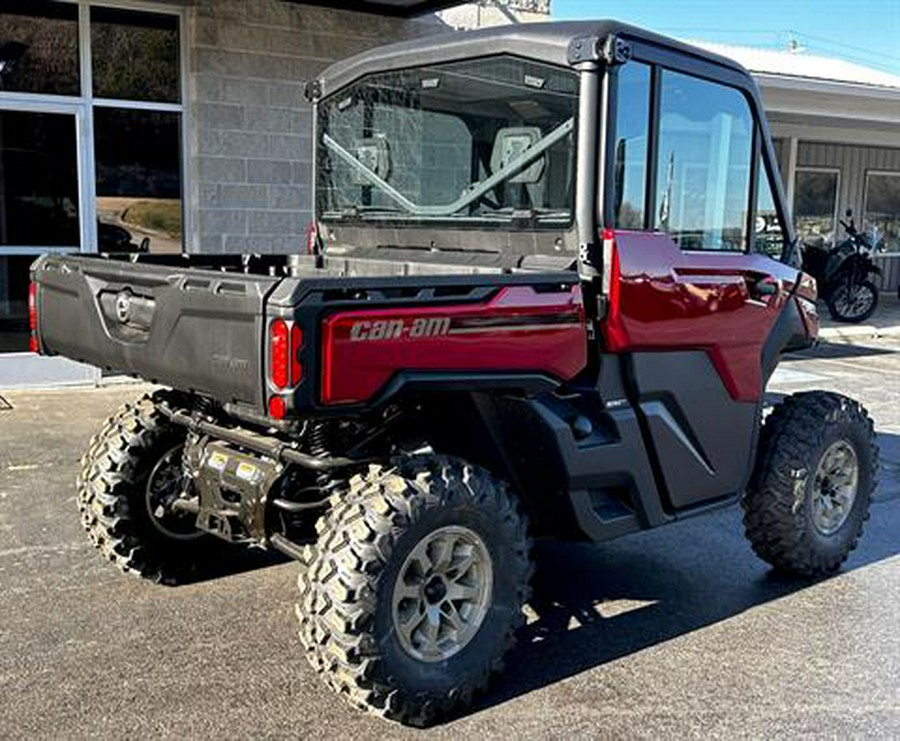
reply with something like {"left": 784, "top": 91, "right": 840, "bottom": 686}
{"left": 826, "top": 278, "right": 879, "bottom": 323}
{"left": 743, "top": 392, "right": 877, "bottom": 576}
{"left": 78, "top": 390, "right": 207, "bottom": 583}
{"left": 296, "top": 455, "right": 532, "bottom": 726}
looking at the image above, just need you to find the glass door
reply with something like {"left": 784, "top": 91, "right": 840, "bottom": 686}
{"left": 0, "top": 104, "right": 83, "bottom": 353}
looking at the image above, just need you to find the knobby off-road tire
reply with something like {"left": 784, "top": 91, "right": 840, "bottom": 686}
{"left": 743, "top": 391, "right": 877, "bottom": 576}
{"left": 296, "top": 455, "right": 532, "bottom": 726}
{"left": 77, "top": 390, "right": 207, "bottom": 584}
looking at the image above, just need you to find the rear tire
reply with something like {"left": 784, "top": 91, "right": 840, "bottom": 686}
{"left": 296, "top": 455, "right": 532, "bottom": 726}
{"left": 826, "top": 278, "right": 879, "bottom": 323}
{"left": 742, "top": 391, "right": 877, "bottom": 576}
{"left": 78, "top": 390, "right": 207, "bottom": 584}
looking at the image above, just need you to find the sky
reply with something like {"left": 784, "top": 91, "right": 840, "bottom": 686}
{"left": 551, "top": 0, "right": 900, "bottom": 77}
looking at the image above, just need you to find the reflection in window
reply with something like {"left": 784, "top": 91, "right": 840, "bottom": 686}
{"left": 91, "top": 7, "right": 180, "bottom": 103}
{"left": 654, "top": 71, "right": 753, "bottom": 251}
{"left": 864, "top": 172, "right": 900, "bottom": 252}
{"left": 94, "top": 109, "right": 182, "bottom": 253}
{"left": 0, "top": 110, "right": 79, "bottom": 247}
{"left": 613, "top": 62, "right": 650, "bottom": 228}
{"left": 755, "top": 154, "right": 785, "bottom": 259}
{"left": 0, "top": 1, "right": 79, "bottom": 96}
{"left": 0, "top": 256, "right": 33, "bottom": 352}
{"left": 794, "top": 169, "right": 838, "bottom": 251}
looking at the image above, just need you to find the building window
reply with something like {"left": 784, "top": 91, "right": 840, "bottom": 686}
{"left": 794, "top": 168, "right": 839, "bottom": 250}
{"left": 0, "top": 1, "right": 184, "bottom": 354}
{"left": 653, "top": 70, "right": 753, "bottom": 251}
{"left": 90, "top": 7, "right": 179, "bottom": 103}
{"left": 95, "top": 108, "right": 182, "bottom": 253}
{"left": 864, "top": 171, "right": 900, "bottom": 252}
{"left": 0, "top": 1, "right": 80, "bottom": 96}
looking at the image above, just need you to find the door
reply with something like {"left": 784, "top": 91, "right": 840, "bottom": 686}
{"left": 604, "top": 65, "right": 799, "bottom": 511}
{"left": 0, "top": 102, "right": 98, "bottom": 387}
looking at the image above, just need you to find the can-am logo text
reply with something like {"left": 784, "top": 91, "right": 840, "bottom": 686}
{"left": 349, "top": 317, "right": 451, "bottom": 341}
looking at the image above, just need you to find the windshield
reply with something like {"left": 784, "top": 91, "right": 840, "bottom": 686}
{"left": 316, "top": 55, "right": 578, "bottom": 228}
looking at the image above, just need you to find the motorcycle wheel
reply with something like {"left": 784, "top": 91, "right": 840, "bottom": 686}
{"left": 827, "top": 279, "right": 879, "bottom": 323}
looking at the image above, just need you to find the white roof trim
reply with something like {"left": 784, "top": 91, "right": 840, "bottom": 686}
{"left": 755, "top": 73, "right": 900, "bottom": 101}
{"left": 688, "top": 40, "right": 900, "bottom": 93}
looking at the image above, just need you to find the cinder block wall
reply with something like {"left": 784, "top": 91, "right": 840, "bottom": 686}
{"left": 187, "top": 1, "right": 448, "bottom": 253}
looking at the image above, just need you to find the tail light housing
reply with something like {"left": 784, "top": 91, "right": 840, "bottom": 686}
{"left": 268, "top": 317, "right": 304, "bottom": 419}
{"left": 28, "top": 282, "right": 39, "bottom": 354}
{"left": 290, "top": 325, "right": 303, "bottom": 386}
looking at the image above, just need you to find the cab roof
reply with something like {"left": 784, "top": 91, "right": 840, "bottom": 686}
{"left": 314, "top": 19, "right": 751, "bottom": 98}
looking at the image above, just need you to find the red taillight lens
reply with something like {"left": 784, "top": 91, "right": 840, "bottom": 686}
{"left": 28, "top": 282, "right": 39, "bottom": 354}
{"left": 268, "top": 395, "right": 286, "bottom": 420}
{"left": 29, "top": 282, "right": 38, "bottom": 331}
{"left": 290, "top": 325, "right": 303, "bottom": 386}
{"left": 270, "top": 318, "right": 304, "bottom": 401}
{"left": 270, "top": 319, "right": 289, "bottom": 389}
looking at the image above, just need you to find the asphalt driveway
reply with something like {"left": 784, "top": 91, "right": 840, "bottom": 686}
{"left": 1, "top": 339, "right": 899, "bottom": 738}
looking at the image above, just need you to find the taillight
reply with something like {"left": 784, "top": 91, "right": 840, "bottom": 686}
{"left": 268, "top": 318, "right": 304, "bottom": 418}
{"left": 28, "top": 282, "right": 39, "bottom": 354}
{"left": 270, "top": 319, "right": 289, "bottom": 389}
{"left": 268, "top": 396, "right": 286, "bottom": 420}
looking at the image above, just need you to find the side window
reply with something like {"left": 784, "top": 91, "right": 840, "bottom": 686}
{"left": 613, "top": 62, "right": 651, "bottom": 228}
{"left": 654, "top": 71, "right": 753, "bottom": 251}
{"left": 754, "top": 154, "right": 787, "bottom": 258}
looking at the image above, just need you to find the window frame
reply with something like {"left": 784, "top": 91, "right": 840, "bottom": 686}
{"left": 748, "top": 127, "right": 791, "bottom": 259}
{"left": 792, "top": 165, "right": 841, "bottom": 250}
{"left": 862, "top": 169, "right": 900, "bottom": 252}
{"left": 0, "top": 0, "right": 189, "bottom": 255}
{"left": 602, "top": 39, "right": 792, "bottom": 258}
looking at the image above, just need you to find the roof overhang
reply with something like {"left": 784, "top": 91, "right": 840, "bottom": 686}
{"left": 756, "top": 74, "right": 900, "bottom": 129}
{"left": 282, "top": 0, "right": 463, "bottom": 17}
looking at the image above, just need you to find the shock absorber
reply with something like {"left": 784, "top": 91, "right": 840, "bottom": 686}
{"left": 306, "top": 420, "right": 343, "bottom": 498}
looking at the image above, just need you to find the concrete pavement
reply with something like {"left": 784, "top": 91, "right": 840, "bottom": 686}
{"left": 1, "top": 341, "right": 900, "bottom": 738}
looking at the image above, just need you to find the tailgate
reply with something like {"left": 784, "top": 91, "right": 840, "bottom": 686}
{"left": 32, "top": 255, "right": 279, "bottom": 407}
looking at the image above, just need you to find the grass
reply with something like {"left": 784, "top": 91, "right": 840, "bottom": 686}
{"left": 121, "top": 199, "right": 182, "bottom": 239}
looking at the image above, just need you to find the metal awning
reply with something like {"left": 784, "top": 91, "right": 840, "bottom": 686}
{"left": 285, "top": 0, "right": 463, "bottom": 17}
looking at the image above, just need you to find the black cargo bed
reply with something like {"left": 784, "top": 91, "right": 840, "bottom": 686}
{"left": 32, "top": 255, "right": 279, "bottom": 407}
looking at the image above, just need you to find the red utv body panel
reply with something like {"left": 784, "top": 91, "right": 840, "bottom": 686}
{"left": 320, "top": 285, "right": 587, "bottom": 405}
{"left": 601, "top": 231, "right": 802, "bottom": 402}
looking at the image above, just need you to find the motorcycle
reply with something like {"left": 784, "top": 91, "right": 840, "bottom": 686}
{"left": 801, "top": 210, "right": 882, "bottom": 323}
